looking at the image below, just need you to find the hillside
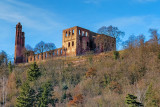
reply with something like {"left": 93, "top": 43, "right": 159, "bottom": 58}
{"left": 0, "top": 42, "right": 160, "bottom": 107}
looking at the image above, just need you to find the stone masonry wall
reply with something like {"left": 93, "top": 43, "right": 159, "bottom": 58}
{"left": 26, "top": 26, "right": 116, "bottom": 63}
{"left": 27, "top": 48, "right": 64, "bottom": 63}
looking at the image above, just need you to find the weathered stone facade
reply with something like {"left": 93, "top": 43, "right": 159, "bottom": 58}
{"left": 14, "top": 23, "right": 116, "bottom": 64}
{"left": 14, "top": 22, "right": 25, "bottom": 64}
{"left": 62, "top": 26, "right": 116, "bottom": 56}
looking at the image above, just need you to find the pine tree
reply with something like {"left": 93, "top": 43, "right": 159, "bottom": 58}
{"left": 27, "top": 62, "right": 41, "bottom": 81}
{"left": 16, "top": 82, "right": 35, "bottom": 107}
{"left": 36, "top": 82, "right": 55, "bottom": 107}
{"left": 125, "top": 94, "right": 143, "bottom": 107}
{"left": 61, "top": 83, "right": 68, "bottom": 102}
{"left": 8, "top": 61, "right": 12, "bottom": 74}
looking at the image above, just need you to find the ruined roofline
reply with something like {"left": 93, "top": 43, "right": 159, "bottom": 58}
{"left": 63, "top": 26, "right": 94, "bottom": 33}
{"left": 62, "top": 26, "right": 116, "bottom": 39}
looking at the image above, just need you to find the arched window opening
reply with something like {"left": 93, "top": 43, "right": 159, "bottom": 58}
{"left": 61, "top": 49, "right": 62, "bottom": 54}
{"left": 86, "top": 32, "right": 88, "bottom": 36}
{"left": 38, "top": 54, "right": 39, "bottom": 59}
{"left": 72, "top": 30, "right": 74, "bottom": 35}
{"left": 45, "top": 53, "right": 47, "bottom": 59}
{"left": 79, "top": 30, "right": 81, "bottom": 35}
{"left": 82, "top": 31, "right": 85, "bottom": 36}
{"left": 97, "top": 43, "right": 100, "bottom": 49}
{"left": 68, "top": 42, "right": 70, "bottom": 47}
{"left": 57, "top": 50, "right": 58, "bottom": 55}
{"left": 53, "top": 52, "right": 55, "bottom": 56}
{"left": 72, "top": 41, "right": 74, "bottom": 46}
{"left": 66, "top": 32, "right": 67, "bottom": 37}
{"left": 49, "top": 53, "right": 51, "bottom": 57}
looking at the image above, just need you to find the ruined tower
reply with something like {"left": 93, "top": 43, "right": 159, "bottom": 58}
{"left": 62, "top": 26, "right": 116, "bottom": 56}
{"left": 14, "top": 22, "right": 25, "bottom": 64}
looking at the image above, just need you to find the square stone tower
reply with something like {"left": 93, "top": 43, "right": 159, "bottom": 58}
{"left": 14, "top": 22, "right": 25, "bottom": 64}
{"left": 62, "top": 26, "right": 93, "bottom": 56}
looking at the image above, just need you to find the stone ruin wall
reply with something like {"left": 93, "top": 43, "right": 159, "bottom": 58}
{"left": 27, "top": 26, "right": 116, "bottom": 63}
{"left": 94, "top": 34, "right": 116, "bottom": 53}
{"left": 27, "top": 48, "right": 64, "bottom": 63}
{"left": 63, "top": 26, "right": 95, "bottom": 56}
{"left": 62, "top": 26, "right": 78, "bottom": 56}
{"left": 76, "top": 27, "right": 93, "bottom": 55}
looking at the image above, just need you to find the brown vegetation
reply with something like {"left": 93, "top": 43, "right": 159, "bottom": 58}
{"left": 0, "top": 31, "right": 160, "bottom": 106}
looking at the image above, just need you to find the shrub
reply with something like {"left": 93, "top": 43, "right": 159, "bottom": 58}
{"left": 8, "top": 61, "right": 12, "bottom": 74}
{"left": 113, "top": 51, "right": 120, "bottom": 60}
{"left": 125, "top": 94, "right": 143, "bottom": 107}
{"left": 145, "top": 84, "right": 159, "bottom": 106}
{"left": 68, "top": 94, "right": 83, "bottom": 106}
{"left": 109, "top": 81, "right": 122, "bottom": 94}
{"left": 86, "top": 68, "right": 96, "bottom": 78}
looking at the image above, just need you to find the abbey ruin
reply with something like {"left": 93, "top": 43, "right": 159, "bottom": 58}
{"left": 14, "top": 22, "right": 116, "bottom": 64}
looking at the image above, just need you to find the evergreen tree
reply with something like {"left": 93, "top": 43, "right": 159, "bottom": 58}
{"left": 125, "top": 94, "right": 143, "bottom": 107}
{"left": 27, "top": 62, "right": 41, "bottom": 81}
{"left": 113, "top": 51, "right": 120, "bottom": 60}
{"left": 8, "top": 61, "right": 12, "bottom": 74}
{"left": 16, "top": 82, "right": 35, "bottom": 107}
{"left": 36, "top": 82, "right": 55, "bottom": 107}
{"left": 61, "top": 83, "right": 68, "bottom": 101}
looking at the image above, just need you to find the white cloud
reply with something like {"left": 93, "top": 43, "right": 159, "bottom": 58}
{"left": 0, "top": 0, "right": 63, "bottom": 31}
{"left": 98, "top": 15, "right": 160, "bottom": 29}
{"left": 0, "top": 0, "right": 65, "bottom": 57}
{"left": 97, "top": 15, "right": 160, "bottom": 42}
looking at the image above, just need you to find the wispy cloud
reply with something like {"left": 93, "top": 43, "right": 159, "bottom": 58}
{"left": 0, "top": 0, "right": 63, "bottom": 31}
{"left": 98, "top": 15, "right": 160, "bottom": 29}
{"left": 97, "top": 15, "right": 160, "bottom": 41}
{"left": 84, "top": 0, "right": 157, "bottom": 4}
{"left": 83, "top": 0, "right": 105, "bottom": 4}
{"left": 0, "top": 0, "right": 65, "bottom": 57}
{"left": 135, "top": 0, "right": 157, "bottom": 3}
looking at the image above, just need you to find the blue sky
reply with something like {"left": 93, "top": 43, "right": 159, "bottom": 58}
{"left": 0, "top": 0, "right": 160, "bottom": 59}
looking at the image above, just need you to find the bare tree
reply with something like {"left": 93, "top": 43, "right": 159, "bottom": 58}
{"left": 0, "top": 76, "right": 8, "bottom": 107}
{"left": 149, "top": 29, "right": 160, "bottom": 45}
{"left": 45, "top": 43, "right": 56, "bottom": 58}
{"left": 25, "top": 45, "right": 33, "bottom": 51}
{"left": 45, "top": 43, "right": 56, "bottom": 55}
{"left": 0, "top": 51, "right": 8, "bottom": 66}
{"left": 22, "top": 45, "right": 33, "bottom": 62}
{"left": 122, "top": 34, "right": 137, "bottom": 49}
{"left": 34, "top": 41, "right": 46, "bottom": 54}
{"left": 34, "top": 41, "right": 56, "bottom": 59}
{"left": 34, "top": 41, "right": 46, "bottom": 60}
{"left": 148, "top": 29, "right": 160, "bottom": 52}
{"left": 137, "top": 35, "right": 145, "bottom": 47}
{"left": 97, "top": 25, "right": 125, "bottom": 45}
